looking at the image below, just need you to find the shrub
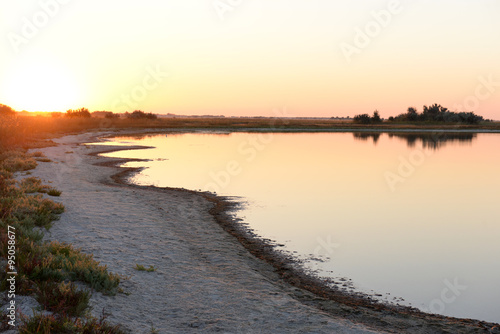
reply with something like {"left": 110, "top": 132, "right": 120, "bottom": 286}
{"left": 30, "top": 151, "right": 45, "bottom": 158}
{"left": 18, "top": 177, "right": 61, "bottom": 197}
{"left": 125, "top": 110, "right": 157, "bottom": 120}
{"left": 353, "top": 114, "right": 372, "bottom": 124}
{"left": 0, "top": 152, "right": 37, "bottom": 172}
{"left": 8, "top": 194, "right": 64, "bottom": 229}
{"left": 66, "top": 108, "right": 91, "bottom": 118}
{"left": 36, "top": 281, "right": 90, "bottom": 317}
{"left": 20, "top": 177, "right": 47, "bottom": 193}
{"left": 46, "top": 242, "right": 121, "bottom": 294}
{"left": 18, "top": 313, "right": 125, "bottom": 334}
{"left": 353, "top": 111, "right": 382, "bottom": 124}
{"left": 106, "top": 113, "right": 120, "bottom": 119}
{"left": 0, "top": 104, "right": 15, "bottom": 117}
{"left": 135, "top": 264, "right": 156, "bottom": 272}
{"left": 47, "top": 188, "right": 62, "bottom": 196}
{"left": 371, "top": 110, "right": 382, "bottom": 123}
{"left": 388, "top": 104, "right": 485, "bottom": 124}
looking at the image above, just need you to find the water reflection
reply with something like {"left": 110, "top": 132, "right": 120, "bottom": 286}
{"left": 353, "top": 132, "right": 476, "bottom": 149}
{"left": 353, "top": 132, "right": 381, "bottom": 144}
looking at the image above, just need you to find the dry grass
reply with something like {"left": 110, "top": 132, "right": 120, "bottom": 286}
{"left": 0, "top": 146, "right": 120, "bottom": 330}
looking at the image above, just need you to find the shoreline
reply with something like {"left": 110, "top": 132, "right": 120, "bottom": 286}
{"left": 95, "top": 127, "right": 500, "bottom": 138}
{"left": 88, "top": 130, "right": 499, "bottom": 333}
{"left": 21, "top": 129, "right": 499, "bottom": 333}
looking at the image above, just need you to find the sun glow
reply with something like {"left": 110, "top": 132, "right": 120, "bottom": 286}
{"left": 0, "top": 1, "right": 499, "bottom": 118}
{"left": 2, "top": 59, "right": 82, "bottom": 112}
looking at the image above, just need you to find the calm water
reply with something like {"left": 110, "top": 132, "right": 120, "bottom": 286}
{"left": 97, "top": 131, "right": 500, "bottom": 323}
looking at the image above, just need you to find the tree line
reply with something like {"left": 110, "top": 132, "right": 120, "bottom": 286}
{"left": 63, "top": 108, "right": 157, "bottom": 119}
{"left": 0, "top": 105, "right": 157, "bottom": 120}
{"left": 354, "top": 104, "right": 487, "bottom": 124}
{"left": 0, "top": 103, "right": 490, "bottom": 124}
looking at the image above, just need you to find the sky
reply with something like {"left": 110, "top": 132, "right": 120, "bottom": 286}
{"left": 1, "top": 0, "right": 499, "bottom": 118}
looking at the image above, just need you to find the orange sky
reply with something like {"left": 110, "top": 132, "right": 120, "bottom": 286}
{"left": 1, "top": 0, "right": 499, "bottom": 119}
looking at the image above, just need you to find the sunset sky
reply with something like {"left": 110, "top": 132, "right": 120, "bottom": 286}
{"left": 1, "top": 0, "right": 499, "bottom": 118}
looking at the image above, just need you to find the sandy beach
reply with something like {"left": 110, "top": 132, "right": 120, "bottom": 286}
{"left": 13, "top": 130, "right": 498, "bottom": 334}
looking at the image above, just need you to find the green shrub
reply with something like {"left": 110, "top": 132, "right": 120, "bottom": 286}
{"left": 47, "top": 242, "right": 121, "bottom": 294}
{"left": 8, "top": 194, "right": 64, "bottom": 229}
{"left": 20, "top": 177, "right": 46, "bottom": 193}
{"left": 19, "top": 177, "right": 62, "bottom": 197}
{"left": 30, "top": 151, "right": 45, "bottom": 158}
{"left": 36, "top": 281, "right": 90, "bottom": 317}
{"left": 47, "top": 188, "right": 62, "bottom": 196}
{"left": 135, "top": 264, "right": 157, "bottom": 272}
{"left": 18, "top": 313, "right": 125, "bottom": 334}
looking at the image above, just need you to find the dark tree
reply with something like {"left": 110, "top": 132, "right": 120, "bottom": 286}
{"left": 372, "top": 110, "right": 382, "bottom": 123}
{"left": 407, "top": 107, "right": 418, "bottom": 121}
{"left": 66, "top": 108, "right": 91, "bottom": 118}
{"left": 105, "top": 112, "right": 120, "bottom": 119}
{"left": 353, "top": 113, "right": 372, "bottom": 124}
{"left": 421, "top": 104, "right": 448, "bottom": 121}
{"left": 0, "top": 104, "right": 15, "bottom": 117}
{"left": 389, "top": 104, "right": 484, "bottom": 124}
{"left": 125, "top": 110, "right": 157, "bottom": 120}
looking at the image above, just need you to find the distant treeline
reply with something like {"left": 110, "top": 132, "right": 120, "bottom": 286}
{"left": 354, "top": 104, "right": 487, "bottom": 124}
{"left": 0, "top": 103, "right": 493, "bottom": 125}
{"left": 43, "top": 108, "right": 157, "bottom": 120}
{"left": 124, "top": 110, "right": 157, "bottom": 119}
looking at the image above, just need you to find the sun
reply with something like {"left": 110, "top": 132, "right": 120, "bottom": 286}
{"left": 2, "top": 60, "right": 82, "bottom": 112}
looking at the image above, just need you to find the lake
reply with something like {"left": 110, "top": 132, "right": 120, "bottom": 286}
{"left": 95, "top": 131, "right": 500, "bottom": 323}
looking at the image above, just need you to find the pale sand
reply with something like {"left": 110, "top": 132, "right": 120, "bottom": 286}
{"left": 14, "top": 131, "right": 498, "bottom": 334}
